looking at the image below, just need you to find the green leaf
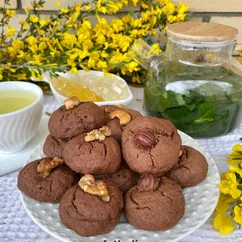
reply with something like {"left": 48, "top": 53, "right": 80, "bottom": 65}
{"left": 240, "top": 137, "right": 242, "bottom": 142}
{"left": 237, "top": 185, "right": 242, "bottom": 191}
{"left": 193, "top": 95, "right": 216, "bottom": 124}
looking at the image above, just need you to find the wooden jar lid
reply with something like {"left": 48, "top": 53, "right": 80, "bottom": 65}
{"left": 167, "top": 22, "right": 238, "bottom": 42}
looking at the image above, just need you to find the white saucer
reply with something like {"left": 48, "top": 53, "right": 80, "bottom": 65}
{"left": 0, "top": 115, "right": 49, "bottom": 176}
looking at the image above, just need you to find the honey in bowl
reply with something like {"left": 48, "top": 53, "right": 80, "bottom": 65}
{"left": 0, "top": 90, "right": 36, "bottom": 114}
{"left": 51, "top": 77, "right": 104, "bottom": 102}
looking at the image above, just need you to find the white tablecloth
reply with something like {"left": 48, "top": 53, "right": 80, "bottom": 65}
{"left": 1, "top": 86, "right": 242, "bottom": 242}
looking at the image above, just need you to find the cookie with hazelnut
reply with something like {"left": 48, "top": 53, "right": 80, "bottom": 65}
{"left": 17, "top": 157, "right": 79, "bottom": 203}
{"left": 63, "top": 126, "right": 122, "bottom": 174}
{"left": 122, "top": 116, "right": 181, "bottom": 174}
{"left": 43, "top": 134, "right": 68, "bottom": 158}
{"left": 166, "top": 145, "right": 208, "bottom": 187}
{"left": 48, "top": 97, "right": 106, "bottom": 139}
{"left": 59, "top": 175, "right": 124, "bottom": 237}
{"left": 125, "top": 173, "right": 185, "bottom": 231}
{"left": 100, "top": 105, "right": 143, "bottom": 143}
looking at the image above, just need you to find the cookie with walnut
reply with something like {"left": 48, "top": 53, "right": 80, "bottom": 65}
{"left": 59, "top": 175, "right": 124, "bottom": 237}
{"left": 125, "top": 173, "right": 185, "bottom": 231}
{"left": 100, "top": 105, "right": 143, "bottom": 143}
{"left": 122, "top": 116, "right": 181, "bottom": 174}
{"left": 17, "top": 157, "right": 79, "bottom": 203}
{"left": 63, "top": 126, "right": 122, "bottom": 174}
{"left": 166, "top": 145, "right": 208, "bottom": 187}
{"left": 48, "top": 97, "right": 106, "bottom": 139}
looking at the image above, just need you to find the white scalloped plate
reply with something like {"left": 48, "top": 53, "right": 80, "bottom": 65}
{"left": 20, "top": 131, "right": 220, "bottom": 242}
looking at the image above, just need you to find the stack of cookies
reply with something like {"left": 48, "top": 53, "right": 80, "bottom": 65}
{"left": 18, "top": 96, "right": 208, "bottom": 237}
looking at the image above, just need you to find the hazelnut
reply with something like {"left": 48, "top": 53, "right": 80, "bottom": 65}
{"left": 37, "top": 157, "right": 64, "bottom": 178}
{"left": 64, "top": 96, "right": 80, "bottom": 110}
{"left": 79, "top": 174, "right": 110, "bottom": 202}
{"left": 109, "top": 110, "right": 131, "bottom": 125}
{"left": 138, "top": 173, "right": 159, "bottom": 191}
{"left": 135, "top": 131, "right": 156, "bottom": 149}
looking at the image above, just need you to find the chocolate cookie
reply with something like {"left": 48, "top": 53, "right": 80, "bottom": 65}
{"left": 96, "top": 163, "right": 139, "bottom": 193}
{"left": 122, "top": 116, "right": 181, "bottom": 174}
{"left": 59, "top": 178, "right": 124, "bottom": 237}
{"left": 63, "top": 134, "right": 122, "bottom": 174}
{"left": 17, "top": 158, "right": 79, "bottom": 203}
{"left": 125, "top": 174, "right": 185, "bottom": 231}
{"left": 166, "top": 146, "right": 208, "bottom": 187}
{"left": 49, "top": 101, "right": 106, "bottom": 139}
{"left": 100, "top": 105, "right": 143, "bottom": 143}
{"left": 43, "top": 134, "right": 68, "bottom": 158}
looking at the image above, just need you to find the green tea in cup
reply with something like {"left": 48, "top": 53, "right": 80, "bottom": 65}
{"left": 0, "top": 90, "right": 37, "bottom": 114}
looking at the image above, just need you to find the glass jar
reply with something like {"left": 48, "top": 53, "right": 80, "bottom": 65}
{"left": 131, "top": 22, "right": 242, "bottom": 138}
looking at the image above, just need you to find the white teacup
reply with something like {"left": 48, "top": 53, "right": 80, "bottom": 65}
{"left": 0, "top": 81, "right": 43, "bottom": 154}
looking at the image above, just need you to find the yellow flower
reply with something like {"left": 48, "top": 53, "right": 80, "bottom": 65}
{"left": 219, "top": 173, "right": 241, "bottom": 199}
{"left": 132, "top": 0, "right": 139, "bottom": 6}
{"left": 67, "top": 58, "right": 76, "bottom": 67}
{"left": 29, "top": 15, "right": 39, "bottom": 23}
{"left": 96, "top": 34, "right": 106, "bottom": 45}
{"left": 70, "top": 67, "right": 78, "bottom": 73}
{"left": 239, "top": 50, "right": 242, "bottom": 56}
{"left": 17, "top": 51, "right": 26, "bottom": 58}
{"left": 230, "top": 166, "right": 242, "bottom": 177}
{"left": 37, "top": 28, "right": 45, "bottom": 35}
{"left": 60, "top": 8, "right": 69, "bottom": 14}
{"left": 0, "top": 73, "right": 3, "bottom": 80}
{"left": 83, "top": 20, "right": 92, "bottom": 29}
{"left": 101, "top": 51, "right": 109, "bottom": 58}
{"left": 16, "top": 73, "right": 27, "bottom": 80}
{"left": 227, "top": 144, "right": 242, "bottom": 165}
{"left": 111, "top": 19, "right": 124, "bottom": 33}
{"left": 27, "top": 36, "right": 38, "bottom": 46}
{"left": 90, "top": 51, "right": 100, "bottom": 61}
{"left": 233, "top": 144, "right": 242, "bottom": 153}
{"left": 30, "top": 70, "right": 43, "bottom": 81}
{"left": 39, "top": 19, "right": 51, "bottom": 27}
{"left": 24, "top": 8, "right": 30, "bottom": 14}
{"left": 55, "top": 1, "right": 60, "bottom": 8}
{"left": 151, "top": 43, "right": 162, "bottom": 54}
{"left": 7, "top": 47, "right": 17, "bottom": 57}
{"left": 97, "top": 60, "right": 107, "bottom": 69}
{"left": 234, "top": 205, "right": 242, "bottom": 225}
{"left": 213, "top": 213, "right": 235, "bottom": 235}
{"left": 215, "top": 193, "right": 235, "bottom": 214}
{"left": 86, "top": 5, "right": 91, "bottom": 12}
{"left": 88, "top": 58, "right": 96, "bottom": 68}
{"left": 12, "top": 40, "right": 24, "bottom": 50}
{"left": 6, "top": 26, "right": 16, "bottom": 37}
{"left": 32, "top": 54, "right": 44, "bottom": 65}
{"left": 6, "top": 9, "right": 16, "bottom": 17}
{"left": 127, "top": 61, "right": 139, "bottom": 72}
{"left": 29, "top": 44, "right": 38, "bottom": 53}
{"left": 132, "top": 74, "right": 141, "bottom": 83}
{"left": 20, "top": 21, "right": 28, "bottom": 30}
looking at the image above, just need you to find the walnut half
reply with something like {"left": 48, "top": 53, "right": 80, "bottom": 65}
{"left": 78, "top": 174, "right": 110, "bottom": 202}
{"left": 85, "top": 126, "right": 111, "bottom": 142}
{"left": 37, "top": 157, "right": 64, "bottom": 178}
{"left": 64, "top": 96, "right": 80, "bottom": 110}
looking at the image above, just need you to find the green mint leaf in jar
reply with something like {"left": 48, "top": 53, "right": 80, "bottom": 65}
{"left": 131, "top": 23, "right": 242, "bottom": 138}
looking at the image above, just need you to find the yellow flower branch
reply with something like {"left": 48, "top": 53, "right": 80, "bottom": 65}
{"left": 0, "top": 0, "right": 189, "bottom": 83}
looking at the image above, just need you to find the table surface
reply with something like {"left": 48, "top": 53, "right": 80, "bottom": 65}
{"left": 1, "top": 86, "right": 242, "bottom": 242}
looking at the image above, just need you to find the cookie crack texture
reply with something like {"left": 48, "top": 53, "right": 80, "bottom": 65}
{"left": 129, "top": 190, "right": 151, "bottom": 210}
{"left": 160, "top": 191, "right": 173, "bottom": 204}
{"left": 157, "top": 130, "right": 174, "bottom": 140}
{"left": 71, "top": 188, "right": 84, "bottom": 218}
